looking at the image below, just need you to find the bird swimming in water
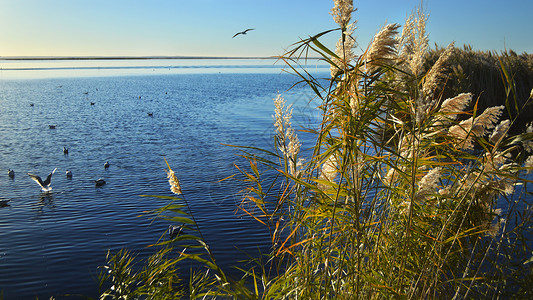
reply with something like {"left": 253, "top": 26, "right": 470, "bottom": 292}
{"left": 104, "top": 161, "right": 110, "bottom": 169}
{"left": 147, "top": 112, "right": 153, "bottom": 117}
{"left": 232, "top": 28, "right": 254, "bottom": 38}
{"left": 0, "top": 199, "right": 10, "bottom": 207}
{"left": 8, "top": 169, "right": 15, "bottom": 178}
{"left": 66, "top": 170, "right": 72, "bottom": 178}
{"left": 49, "top": 125, "right": 56, "bottom": 129}
{"left": 28, "top": 168, "right": 57, "bottom": 193}
{"left": 168, "top": 224, "right": 184, "bottom": 239}
{"left": 95, "top": 178, "right": 106, "bottom": 186}
{"left": 63, "top": 147, "right": 69, "bottom": 155}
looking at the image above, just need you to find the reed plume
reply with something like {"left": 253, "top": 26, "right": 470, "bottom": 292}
{"left": 365, "top": 23, "right": 400, "bottom": 73}
{"left": 164, "top": 159, "right": 182, "bottom": 195}
{"left": 398, "top": 6, "right": 428, "bottom": 76}
{"left": 273, "top": 94, "right": 301, "bottom": 177}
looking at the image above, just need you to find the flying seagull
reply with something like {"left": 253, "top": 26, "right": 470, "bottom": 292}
{"left": 232, "top": 28, "right": 255, "bottom": 38}
{"left": 28, "top": 168, "right": 57, "bottom": 193}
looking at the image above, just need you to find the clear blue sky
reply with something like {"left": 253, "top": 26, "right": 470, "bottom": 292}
{"left": 0, "top": 0, "right": 531, "bottom": 57}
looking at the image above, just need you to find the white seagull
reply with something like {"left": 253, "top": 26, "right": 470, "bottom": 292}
{"left": 28, "top": 168, "right": 57, "bottom": 193}
{"left": 232, "top": 28, "right": 255, "bottom": 38}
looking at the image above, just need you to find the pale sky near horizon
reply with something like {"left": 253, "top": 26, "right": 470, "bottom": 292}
{"left": 0, "top": 0, "right": 531, "bottom": 57}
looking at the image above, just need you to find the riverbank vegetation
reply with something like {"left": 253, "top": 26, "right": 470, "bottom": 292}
{"left": 98, "top": 1, "right": 533, "bottom": 298}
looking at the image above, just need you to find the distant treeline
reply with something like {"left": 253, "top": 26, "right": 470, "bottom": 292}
{"left": 426, "top": 46, "right": 533, "bottom": 131}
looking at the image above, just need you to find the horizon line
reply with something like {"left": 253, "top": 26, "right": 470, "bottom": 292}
{"left": 0, "top": 55, "right": 319, "bottom": 61}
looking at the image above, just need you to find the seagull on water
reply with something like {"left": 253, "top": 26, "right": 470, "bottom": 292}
{"left": 28, "top": 168, "right": 57, "bottom": 193}
{"left": 232, "top": 28, "right": 254, "bottom": 38}
{"left": 95, "top": 178, "right": 106, "bottom": 186}
{"left": 8, "top": 169, "right": 15, "bottom": 178}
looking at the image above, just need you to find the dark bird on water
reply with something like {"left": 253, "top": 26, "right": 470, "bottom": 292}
{"left": 168, "top": 224, "right": 184, "bottom": 239}
{"left": 28, "top": 168, "right": 57, "bottom": 193}
{"left": 63, "top": 147, "right": 69, "bottom": 155}
{"left": 232, "top": 28, "right": 255, "bottom": 38}
{"left": 104, "top": 161, "right": 110, "bottom": 169}
{"left": 49, "top": 125, "right": 56, "bottom": 129}
{"left": 66, "top": 170, "right": 72, "bottom": 178}
{"left": 95, "top": 178, "right": 106, "bottom": 186}
{"left": 147, "top": 112, "right": 153, "bottom": 117}
{"left": 8, "top": 169, "right": 15, "bottom": 178}
{"left": 0, "top": 199, "right": 10, "bottom": 207}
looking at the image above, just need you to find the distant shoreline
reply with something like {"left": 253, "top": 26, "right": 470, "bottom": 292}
{"left": 0, "top": 56, "right": 285, "bottom": 61}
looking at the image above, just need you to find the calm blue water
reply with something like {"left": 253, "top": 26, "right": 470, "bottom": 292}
{"left": 0, "top": 60, "right": 326, "bottom": 299}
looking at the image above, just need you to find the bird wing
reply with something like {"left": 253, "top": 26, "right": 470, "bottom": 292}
{"left": 28, "top": 173, "right": 45, "bottom": 188}
{"left": 232, "top": 28, "right": 254, "bottom": 38}
{"left": 42, "top": 168, "right": 57, "bottom": 186}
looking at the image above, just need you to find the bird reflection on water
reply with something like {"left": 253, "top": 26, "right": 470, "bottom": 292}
{"left": 31, "top": 193, "right": 56, "bottom": 216}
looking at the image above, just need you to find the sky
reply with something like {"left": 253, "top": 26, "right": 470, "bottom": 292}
{"left": 0, "top": 0, "right": 532, "bottom": 57}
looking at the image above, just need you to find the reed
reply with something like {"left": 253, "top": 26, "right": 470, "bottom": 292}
{"left": 98, "top": 1, "right": 533, "bottom": 298}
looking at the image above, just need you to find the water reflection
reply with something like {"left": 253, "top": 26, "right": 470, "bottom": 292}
{"left": 32, "top": 193, "right": 56, "bottom": 215}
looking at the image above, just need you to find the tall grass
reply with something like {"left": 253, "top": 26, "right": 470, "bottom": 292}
{"left": 98, "top": 1, "right": 533, "bottom": 298}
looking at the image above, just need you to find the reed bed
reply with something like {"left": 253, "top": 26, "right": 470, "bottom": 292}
{"left": 97, "top": 1, "right": 533, "bottom": 299}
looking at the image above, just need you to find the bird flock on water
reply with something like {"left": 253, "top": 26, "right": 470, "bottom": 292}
{"left": 4, "top": 87, "right": 194, "bottom": 239}
{"left": 6, "top": 156, "right": 109, "bottom": 194}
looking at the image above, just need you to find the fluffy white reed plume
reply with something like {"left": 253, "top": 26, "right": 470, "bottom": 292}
{"left": 330, "top": 22, "right": 357, "bottom": 77}
{"left": 489, "top": 119, "right": 510, "bottom": 145}
{"left": 330, "top": 0, "right": 354, "bottom": 28}
{"left": 165, "top": 159, "right": 182, "bottom": 195}
{"left": 398, "top": 6, "right": 428, "bottom": 76}
{"left": 524, "top": 155, "right": 533, "bottom": 174}
{"left": 422, "top": 43, "right": 454, "bottom": 97}
{"left": 414, "top": 167, "right": 442, "bottom": 203}
{"left": 348, "top": 84, "right": 360, "bottom": 117}
{"left": 319, "top": 155, "right": 338, "bottom": 189}
{"left": 273, "top": 94, "right": 301, "bottom": 176}
{"left": 365, "top": 23, "right": 400, "bottom": 73}
{"left": 523, "top": 123, "right": 533, "bottom": 153}
{"left": 448, "top": 106, "right": 504, "bottom": 150}
{"left": 434, "top": 93, "right": 472, "bottom": 127}
{"left": 483, "top": 151, "right": 511, "bottom": 173}
{"left": 439, "top": 93, "right": 472, "bottom": 115}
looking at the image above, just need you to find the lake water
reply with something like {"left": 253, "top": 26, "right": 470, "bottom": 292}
{"left": 0, "top": 59, "right": 328, "bottom": 299}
